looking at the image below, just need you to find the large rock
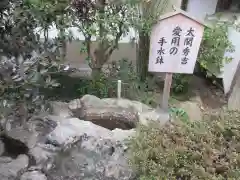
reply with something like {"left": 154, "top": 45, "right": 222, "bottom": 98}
{"left": 46, "top": 118, "right": 136, "bottom": 180}
{"left": 47, "top": 118, "right": 113, "bottom": 147}
{"left": 6, "top": 116, "right": 58, "bottom": 149}
{"left": 81, "top": 94, "right": 107, "bottom": 108}
{"left": 49, "top": 101, "right": 73, "bottom": 118}
{"left": 68, "top": 98, "right": 82, "bottom": 111}
{"left": 0, "top": 96, "right": 171, "bottom": 179}
{"left": 6, "top": 127, "right": 38, "bottom": 149}
{"left": 71, "top": 96, "right": 143, "bottom": 130}
{"left": 71, "top": 95, "right": 168, "bottom": 127}
{"left": 20, "top": 171, "right": 47, "bottom": 180}
{"left": 0, "top": 155, "right": 28, "bottom": 180}
{"left": 79, "top": 106, "right": 138, "bottom": 130}
{"left": 102, "top": 98, "right": 153, "bottom": 113}
{"left": 29, "top": 143, "right": 59, "bottom": 171}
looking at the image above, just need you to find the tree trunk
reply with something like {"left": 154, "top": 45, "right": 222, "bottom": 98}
{"left": 91, "top": 67, "right": 102, "bottom": 80}
{"left": 137, "top": 31, "right": 150, "bottom": 81}
{"left": 59, "top": 27, "right": 66, "bottom": 62}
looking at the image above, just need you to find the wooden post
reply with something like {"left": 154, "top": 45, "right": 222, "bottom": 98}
{"left": 161, "top": 73, "right": 173, "bottom": 111}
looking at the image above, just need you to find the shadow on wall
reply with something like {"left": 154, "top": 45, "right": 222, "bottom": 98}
{"left": 65, "top": 40, "right": 137, "bottom": 67}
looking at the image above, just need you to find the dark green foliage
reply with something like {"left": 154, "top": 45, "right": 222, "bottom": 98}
{"left": 172, "top": 74, "right": 191, "bottom": 94}
{"left": 0, "top": 0, "right": 65, "bottom": 127}
{"left": 76, "top": 59, "right": 157, "bottom": 106}
{"left": 129, "top": 111, "right": 240, "bottom": 180}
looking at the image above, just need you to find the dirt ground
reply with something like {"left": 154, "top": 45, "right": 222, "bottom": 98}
{"left": 190, "top": 76, "right": 227, "bottom": 109}
{"left": 155, "top": 75, "right": 227, "bottom": 110}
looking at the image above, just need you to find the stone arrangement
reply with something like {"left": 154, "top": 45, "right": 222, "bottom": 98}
{"left": 0, "top": 95, "right": 170, "bottom": 180}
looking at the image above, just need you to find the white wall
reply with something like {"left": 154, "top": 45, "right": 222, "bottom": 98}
{"left": 203, "top": 13, "right": 240, "bottom": 94}
{"left": 39, "top": 26, "right": 137, "bottom": 43}
{"left": 186, "top": 0, "right": 240, "bottom": 94}
{"left": 222, "top": 27, "right": 240, "bottom": 93}
{"left": 186, "top": 0, "right": 218, "bottom": 21}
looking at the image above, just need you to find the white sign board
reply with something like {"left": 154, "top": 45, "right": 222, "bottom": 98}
{"left": 148, "top": 10, "right": 205, "bottom": 74}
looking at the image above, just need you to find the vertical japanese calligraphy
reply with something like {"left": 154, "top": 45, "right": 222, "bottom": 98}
{"left": 169, "top": 26, "right": 182, "bottom": 56}
{"left": 156, "top": 37, "right": 167, "bottom": 64}
{"left": 181, "top": 27, "right": 195, "bottom": 65}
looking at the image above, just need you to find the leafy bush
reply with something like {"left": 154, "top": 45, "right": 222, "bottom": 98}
{"left": 77, "top": 58, "right": 158, "bottom": 106}
{"left": 129, "top": 110, "right": 240, "bottom": 179}
{"left": 78, "top": 59, "right": 137, "bottom": 98}
{"left": 198, "top": 23, "right": 234, "bottom": 76}
{"left": 78, "top": 74, "right": 115, "bottom": 98}
{"left": 0, "top": 0, "right": 66, "bottom": 129}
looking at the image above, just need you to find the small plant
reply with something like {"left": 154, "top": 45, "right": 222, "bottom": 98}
{"left": 78, "top": 74, "right": 114, "bottom": 98}
{"left": 170, "top": 107, "right": 189, "bottom": 123}
{"left": 129, "top": 110, "right": 240, "bottom": 179}
{"left": 172, "top": 74, "right": 191, "bottom": 94}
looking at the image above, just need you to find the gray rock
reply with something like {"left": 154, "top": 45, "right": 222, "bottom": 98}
{"left": 111, "top": 128, "right": 136, "bottom": 142}
{"left": 102, "top": 98, "right": 153, "bottom": 113}
{"left": 68, "top": 98, "right": 82, "bottom": 111}
{"left": 29, "top": 117, "right": 58, "bottom": 143}
{"left": 20, "top": 171, "right": 47, "bottom": 180}
{"left": 29, "top": 143, "right": 59, "bottom": 166}
{"left": 45, "top": 115, "right": 66, "bottom": 123}
{"left": 0, "top": 96, "right": 170, "bottom": 180}
{"left": 80, "top": 106, "right": 138, "bottom": 130}
{"left": 81, "top": 94, "right": 107, "bottom": 108}
{"left": 6, "top": 116, "right": 57, "bottom": 149}
{"left": 6, "top": 127, "right": 37, "bottom": 149}
{"left": 50, "top": 101, "right": 73, "bottom": 118}
{"left": 0, "top": 155, "right": 28, "bottom": 180}
{"left": 46, "top": 118, "right": 136, "bottom": 180}
{"left": 47, "top": 118, "right": 112, "bottom": 147}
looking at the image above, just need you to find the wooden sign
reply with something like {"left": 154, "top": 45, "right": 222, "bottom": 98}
{"left": 148, "top": 10, "right": 205, "bottom": 74}
{"left": 148, "top": 9, "right": 206, "bottom": 111}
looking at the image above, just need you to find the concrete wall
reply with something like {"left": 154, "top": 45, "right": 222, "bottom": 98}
{"left": 65, "top": 41, "right": 137, "bottom": 68}
{"left": 186, "top": 0, "right": 218, "bottom": 21}
{"left": 222, "top": 27, "right": 240, "bottom": 93}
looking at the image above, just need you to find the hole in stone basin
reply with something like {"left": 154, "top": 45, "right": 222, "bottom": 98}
{"left": 87, "top": 118, "right": 136, "bottom": 130}
{"left": 79, "top": 107, "right": 138, "bottom": 130}
{"left": 0, "top": 134, "right": 29, "bottom": 159}
{"left": 0, "top": 134, "right": 37, "bottom": 167}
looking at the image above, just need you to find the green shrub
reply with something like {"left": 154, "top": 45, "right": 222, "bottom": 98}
{"left": 172, "top": 74, "right": 191, "bottom": 94}
{"left": 129, "top": 110, "right": 240, "bottom": 179}
{"left": 198, "top": 23, "right": 234, "bottom": 77}
{"left": 78, "top": 59, "right": 158, "bottom": 106}
{"left": 78, "top": 73, "right": 116, "bottom": 98}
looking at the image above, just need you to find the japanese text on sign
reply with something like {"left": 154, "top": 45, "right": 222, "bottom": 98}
{"left": 181, "top": 27, "right": 195, "bottom": 65}
{"left": 170, "top": 26, "right": 182, "bottom": 55}
{"left": 148, "top": 11, "right": 204, "bottom": 74}
{"left": 155, "top": 37, "right": 167, "bottom": 64}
